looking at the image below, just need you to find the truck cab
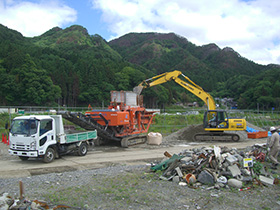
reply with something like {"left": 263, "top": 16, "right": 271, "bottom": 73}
{"left": 9, "top": 115, "right": 97, "bottom": 163}
{"left": 9, "top": 115, "right": 56, "bottom": 160}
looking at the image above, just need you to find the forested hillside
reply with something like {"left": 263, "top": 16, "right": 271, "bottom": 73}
{"left": 0, "top": 24, "right": 150, "bottom": 107}
{"left": 109, "top": 33, "right": 280, "bottom": 110}
{"left": 0, "top": 24, "right": 280, "bottom": 110}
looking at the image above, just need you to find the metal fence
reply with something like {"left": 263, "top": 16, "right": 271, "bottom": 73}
{"left": 1, "top": 106, "right": 279, "bottom": 137}
{"left": 148, "top": 109, "right": 280, "bottom": 136}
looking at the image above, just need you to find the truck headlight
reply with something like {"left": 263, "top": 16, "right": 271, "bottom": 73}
{"left": 30, "top": 141, "right": 36, "bottom": 150}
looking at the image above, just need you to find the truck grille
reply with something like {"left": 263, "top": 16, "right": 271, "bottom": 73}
{"left": 10, "top": 144, "right": 31, "bottom": 151}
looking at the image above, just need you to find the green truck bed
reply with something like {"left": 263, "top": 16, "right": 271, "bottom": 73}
{"left": 65, "top": 130, "right": 97, "bottom": 143}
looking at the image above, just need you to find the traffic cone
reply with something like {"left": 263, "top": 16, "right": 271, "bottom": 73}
{"left": 1, "top": 133, "right": 4, "bottom": 143}
{"left": 4, "top": 135, "right": 7, "bottom": 144}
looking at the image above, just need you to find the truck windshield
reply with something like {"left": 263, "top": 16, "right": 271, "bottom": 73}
{"left": 10, "top": 119, "right": 38, "bottom": 136}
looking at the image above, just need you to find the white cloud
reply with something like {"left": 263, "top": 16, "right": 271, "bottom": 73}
{"left": 92, "top": 0, "right": 280, "bottom": 65}
{"left": 0, "top": 0, "right": 77, "bottom": 37}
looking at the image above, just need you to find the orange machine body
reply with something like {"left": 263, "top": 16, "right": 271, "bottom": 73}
{"left": 85, "top": 91, "right": 155, "bottom": 138}
{"left": 89, "top": 110, "right": 130, "bottom": 126}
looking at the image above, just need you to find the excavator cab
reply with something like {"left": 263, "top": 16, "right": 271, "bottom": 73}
{"left": 204, "top": 110, "right": 229, "bottom": 129}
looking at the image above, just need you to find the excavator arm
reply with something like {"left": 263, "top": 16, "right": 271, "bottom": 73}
{"left": 134, "top": 70, "right": 216, "bottom": 110}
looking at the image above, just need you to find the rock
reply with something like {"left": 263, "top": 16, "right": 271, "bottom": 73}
{"left": 214, "top": 145, "right": 221, "bottom": 159}
{"left": 226, "top": 154, "right": 238, "bottom": 165}
{"left": 230, "top": 148, "right": 238, "bottom": 155}
{"left": 197, "top": 170, "right": 215, "bottom": 185}
{"left": 233, "top": 154, "right": 243, "bottom": 163}
{"left": 216, "top": 182, "right": 225, "bottom": 188}
{"left": 236, "top": 175, "right": 244, "bottom": 181}
{"left": 241, "top": 169, "right": 251, "bottom": 176}
{"left": 211, "top": 193, "right": 219, "bottom": 197}
{"left": 242, "top": 176, "right": 253, "bottom": 182}
{"left": 239, "top": 151, "right": 245, "bottom": 157}
{"left": 260, "top": 166, "right": 268, "bottom": 176}
{"left": 228, "top": 178, "right": 243, "bottom": 189}
{"left": 175, "top": 167, "right": 183, "bottom": 177}
{"left": 0, "top": 193, "right": 11, "bottom": 210}
{"left": 228, "top": 164, "right": 241, "bottom": 177}
{"left": 222, "top": 162, "right": 230, "bottom": 168}
{"left": 217, "top": 176, "right": 227, "bottom": 184}
{"left": 184, "top": 151, "right": 194, "bottom": 157}
{"left": 259, "top": 175, "right": 274, "bottom": 185}
{"left": 179, "top": 182, "right": 187, "bottom": 186}
{"left": 181, "top": 156, "right": 192, "bottom": 163}
{"left": 245, "top": 146, "right": 254, "bottom": 152}
{"left": 172, "top": 176, "right": 180, "bottom": 183}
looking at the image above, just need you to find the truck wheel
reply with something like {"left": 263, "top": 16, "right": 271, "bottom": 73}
{"left": 78, "top": 142, "right": 88, "bottom": 156}
{"left": 19, "top": 156, "right": 29, "bottom": 161}
{"left": 43, "top": 147, "right": 55, "bottom": 163}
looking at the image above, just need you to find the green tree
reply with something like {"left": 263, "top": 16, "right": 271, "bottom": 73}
{"left": 12, "top": 55, "right": 61, "bottom": 105}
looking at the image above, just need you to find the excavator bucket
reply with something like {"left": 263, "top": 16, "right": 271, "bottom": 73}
{"left": 133, "top": 85, "right": 143, "bottom": 95}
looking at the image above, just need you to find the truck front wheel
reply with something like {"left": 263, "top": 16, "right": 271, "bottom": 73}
{"left": 43, "top": 147, "right": 55, "bottom": 163}
{"left": 77, "top": 142, "right": 88, "bottom": 156}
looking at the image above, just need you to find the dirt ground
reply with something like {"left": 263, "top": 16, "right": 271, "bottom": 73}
{"left": 1, "top": 124, "right": 280, "bottom": 210}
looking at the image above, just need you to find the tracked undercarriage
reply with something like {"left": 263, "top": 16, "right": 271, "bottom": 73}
{"left": 194, "top": 132, "right": 240, "bottom": 142}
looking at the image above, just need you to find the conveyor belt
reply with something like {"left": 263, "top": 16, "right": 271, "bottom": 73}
{"left": 58, "top": 111, "right": 120, "bottom": 142}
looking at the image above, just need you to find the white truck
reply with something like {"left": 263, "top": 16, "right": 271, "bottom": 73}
{"left": 8, "top": 115, "right": 97, "bottom": 163}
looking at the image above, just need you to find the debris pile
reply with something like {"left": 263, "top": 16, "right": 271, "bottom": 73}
{"left": 0, "top": 181, "right": 81, "bottom": 210}
{"left": 0, "top": 194, "right": 77, "bottom": 210}
{"left": 151, "top": 144, "right": 278, "bottom": 189}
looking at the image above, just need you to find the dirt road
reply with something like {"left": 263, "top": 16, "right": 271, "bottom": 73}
{"left": 0, "top": 137, "right": 267, "bottom": 178}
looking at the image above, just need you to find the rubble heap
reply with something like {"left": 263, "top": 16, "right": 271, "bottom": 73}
{"left": 151, "top": 144, "right": 278, "bottom": 189}
{"left": 0, "top": 193, "right": 81, "bottom": 210}
{"left": 0, "top": 183, "right": 82, "bottom": 210}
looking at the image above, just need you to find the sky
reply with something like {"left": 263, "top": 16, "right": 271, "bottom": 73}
{"left": 0, "top": 0, "right": 280, "bottom": 65}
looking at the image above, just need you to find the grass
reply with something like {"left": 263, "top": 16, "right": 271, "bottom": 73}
{"left": 149, "top": 113, "right": 204, "bottom": 135}
{"left": 39, "top": 171, "right": 163, "bottom": 209}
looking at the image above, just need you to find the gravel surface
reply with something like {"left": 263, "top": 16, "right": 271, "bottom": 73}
{"left": 1, "top": 124, "right": 280, "bottom": 210}
{"left": 1, "top": 162, "right": 280, "bottom": 210}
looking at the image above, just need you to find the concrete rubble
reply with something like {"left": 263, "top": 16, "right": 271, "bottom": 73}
{"left": 0, "top": 182, "right": 81, "bottom": 210}
{"left": 0, "top": 194, "right": 81, "bottom": 210}
{"left": 151, "top": 144, "right": 279, "bottom": 190}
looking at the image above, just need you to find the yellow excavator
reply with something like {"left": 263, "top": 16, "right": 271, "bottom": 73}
{"left": 134, "top": 70, "right": 246, "bottom": 141}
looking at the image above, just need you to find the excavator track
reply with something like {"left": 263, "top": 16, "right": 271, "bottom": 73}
{"left": 59, "top": 111, "right": 147, "bottom": 147}
{"left": 194, "top": 132, "right": 240, "bottom": 142}
{"left": 121, "top": 135, "right": 147, "bottom": 148}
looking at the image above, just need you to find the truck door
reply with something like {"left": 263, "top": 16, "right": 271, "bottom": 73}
{"left": 39, "top": 119, "right": 54, "bottom": 147}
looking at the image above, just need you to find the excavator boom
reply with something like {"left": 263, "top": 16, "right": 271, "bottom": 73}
{"left": 135, "top": 70, "right": 216, "bottom": 110}
{"left": 135, "top": 70, "right": 246, "bottom": 142}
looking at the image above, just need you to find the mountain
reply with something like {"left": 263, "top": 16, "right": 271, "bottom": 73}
{"left": 0, "top": 24, "right": 149, "bottom": 107}
{"left": 108, "top": 32, "right": 263, "bottom": 91}
{"left": 1, "top": 24, "right": 280, "bottom": 110}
